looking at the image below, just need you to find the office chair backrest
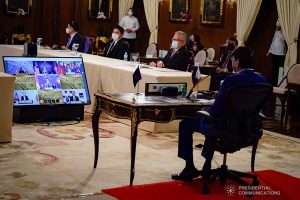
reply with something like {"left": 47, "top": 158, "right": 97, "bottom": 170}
{"left": 287, "top": 64, "right": 300, "bottom": 87}
{"left": 221, "top": 84, "right": 272, "bottom": 152}
{"left": 84, "top": 36, "right": 91, "bottom": 54}
{"left": 146, "top": 43, "right": 158, "bottom": 57}
{"left": 194, "top": 50, "right": 206, "bottom": 66}
{"left": 206, "top": 48, "right": 215, "bottom": 61}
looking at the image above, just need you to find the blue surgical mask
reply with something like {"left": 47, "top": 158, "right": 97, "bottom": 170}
{"left": 171, "top": 40, "right": 179, "bottom": 49}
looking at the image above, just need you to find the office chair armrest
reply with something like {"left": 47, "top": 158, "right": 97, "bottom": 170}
{"left": 196, "top": 111, "right": 218, "bottom": 122}
{"left": 258, "top": 112, "right": 266, "bottom": 120}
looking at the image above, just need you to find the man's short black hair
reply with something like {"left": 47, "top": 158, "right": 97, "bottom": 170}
{"left": 69, "top": 20, "right": 79, "bottom": 31}
{"left": 232, "top": 46, "right": 253, "bottom": 69}
{"left": 114, "top": 25, "right": 124, "bottom": 34}
{"left": 228, "top": 36, "right": 238, "bottom": 46}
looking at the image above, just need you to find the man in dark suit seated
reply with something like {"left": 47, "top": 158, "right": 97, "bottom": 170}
{"left": 52, "top": 21, "right": 85, "bottom": 53}
{"left": 209, "top": 36, "right": 238, "bottom": 91}
{"left": 172, "top": 46, "right": 267, "bottom": 182}
{"left": 20, "top": 92, "right": 29, "bottom": 101}
{"left": 150, "top": 31, "right": 190, "bottom": 71}
{"left": 69, "top": 91, "right": 80, "bottom": 102}
{"left": 103, "top": 25, "right": 129, "bottom": 60}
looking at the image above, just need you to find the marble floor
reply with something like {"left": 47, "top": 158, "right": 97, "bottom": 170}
{"left": 0, "top": 113, "right": 300, "bottom": 199}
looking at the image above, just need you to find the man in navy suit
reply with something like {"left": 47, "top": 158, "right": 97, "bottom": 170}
{"left": 172, "top": 46, "right": 267, "bottom": 182}
{"left": 209, "top": 36, "right": 238, "bottom": 91}
{"left": 52, "top": 21, "right": 85, "bottom": 53}
{"left": 150, "top": 31, "right": 190, "bottom": 71}
{"left": 103, "top": 25, "right": 129, "bottom": 60}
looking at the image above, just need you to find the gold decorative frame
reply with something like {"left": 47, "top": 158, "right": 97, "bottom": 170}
{"left": 200, "top": 0, "right": 224, "bottom": 25}
{"left": 88, "top": 0, "right": 113, "bottom": 19}
{"left": 5, "top": 0, "right": 32, "bottom": 15}
{"left": 169, "top": 0, "right": 190, "bottom": 22}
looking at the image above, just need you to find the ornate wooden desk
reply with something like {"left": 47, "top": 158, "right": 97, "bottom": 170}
{"left": 92, "top": 93, "right": 213, "bottom": 185}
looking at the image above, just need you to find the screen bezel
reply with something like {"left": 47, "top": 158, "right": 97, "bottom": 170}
{"left": 3, "top": 56, "right": 91, "bottom": 107}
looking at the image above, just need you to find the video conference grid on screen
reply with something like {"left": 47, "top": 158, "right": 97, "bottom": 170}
{"left": 3, "top": 57, "right": 91, "bottom": 106}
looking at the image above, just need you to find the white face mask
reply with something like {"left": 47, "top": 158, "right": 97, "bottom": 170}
{"left": 112, "top": 33, "right": 119, "bottom": 41}
{"left": 128, "top": 11, "right": 133, "bottom": 16}
{"left": 171, "top": 40, "right": 179, "bottom": 49}
{"left": 66, "top": 28, "right": 70, "bottom": 34}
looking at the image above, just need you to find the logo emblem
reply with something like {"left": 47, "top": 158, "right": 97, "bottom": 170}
{"left": 225, "top": 185, "right": 236, "bottom": 196}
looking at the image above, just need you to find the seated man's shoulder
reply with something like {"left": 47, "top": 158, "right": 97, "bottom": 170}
{"left": 225, "top": 69, "right": 266, "bottom": 83}
{"left": 121, "top": 39, "right": 129, "bottom": 48}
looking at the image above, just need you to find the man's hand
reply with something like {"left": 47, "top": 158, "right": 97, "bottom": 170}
{"left": 157, "top": 61, "right": 164, "bottom": 68}
{"left": 52, "top": 44, "right": 58, "bottom": 49}
{"left": 216, "top": 67, "right": 225, "bottom": 73}
{"left": 266, "top": 52, "right": 270, "bottom": 57}
{"left": 61, "top": 46, "right": 68, "bottom": 50}
{"left": 125, "top": 28, "right": 133, "bottom": 33}
{"left": 149, "top": 62, "right": 157, "bottom": 67}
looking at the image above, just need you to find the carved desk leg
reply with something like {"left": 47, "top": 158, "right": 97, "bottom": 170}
{"left": 92, "top": 97, "right": 102, "bottom": 168}
{"left": 130, "top": 108, "right": 140, "bottom": 185}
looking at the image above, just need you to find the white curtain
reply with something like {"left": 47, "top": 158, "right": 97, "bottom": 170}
{"left": 143, "top": 0, "right": 159, "bottom": 44}
{"left": 119, "top": 0, "right": 135, "bottom": 22}
{"left": 236, "top": 0, "right": 262, "bottom": 46}
{"left": 276, "top": 0, "right": 300, "bottom": 69}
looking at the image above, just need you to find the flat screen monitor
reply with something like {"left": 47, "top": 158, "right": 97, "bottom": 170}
{"left": 3, "top": 56, "right": 91, "bottom": 106}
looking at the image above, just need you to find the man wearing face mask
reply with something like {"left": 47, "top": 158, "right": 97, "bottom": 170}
{"left": 119, "top": 8, "right": 140, "bottom": 54}
{"left": 209, "top": 36, "right": 238, "bottom": 91}
{"left": 103, "top": 25, "right": 129, "bottom": 60}
{"left": 52, "top": 21, "right": 85, "bottom": 52}
{"left": 150, "top": 31, "right": 190, "bottom": 71}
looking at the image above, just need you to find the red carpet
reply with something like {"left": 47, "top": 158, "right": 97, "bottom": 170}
{"left": 103, "top": 170, "right": 300, "bottom": 200}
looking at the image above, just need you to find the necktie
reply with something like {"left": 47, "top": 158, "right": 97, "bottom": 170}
{"left": 170, "top": 49, "right": 177, "bottom": 58}
{"left": 107, "top": 41, "right": 115, "bottom": 55}
{"left": 222, "top": 51, "right": 232, "bottom": 70}
{"left": 66, "top": 38, "right": 72, "bottom": 48}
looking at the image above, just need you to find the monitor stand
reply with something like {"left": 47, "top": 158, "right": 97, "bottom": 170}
{"left": 13, "top": 105, "right": 84, "bottom": 123}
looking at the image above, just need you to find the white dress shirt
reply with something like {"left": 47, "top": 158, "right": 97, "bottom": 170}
{"left": 66, "top": 32, "right": 77, "bottom": 48}
{"left": 119, "top": 15, "right": 140, "bottom": 39}
{"left": 269, "top": 30, "right": 286, "bottom": 56}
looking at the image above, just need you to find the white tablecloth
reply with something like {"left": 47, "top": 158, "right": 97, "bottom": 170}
{"left": 0, "top": 45, "right": 211, "bottom": 132}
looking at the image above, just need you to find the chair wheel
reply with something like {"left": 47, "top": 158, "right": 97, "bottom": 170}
{"left": 202, "top": 182, "right": 209, "bottom": 194}
{"left": 252, "top": 179, "right": 259, "bottom": 186}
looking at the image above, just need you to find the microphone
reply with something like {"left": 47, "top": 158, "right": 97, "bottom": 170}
{"left": 186, "top": 73, "right": 211, "bottom": 99}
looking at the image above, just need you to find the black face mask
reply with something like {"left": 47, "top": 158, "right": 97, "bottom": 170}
{"left": 228, "top": 43, "right": 235, "bottom": 51}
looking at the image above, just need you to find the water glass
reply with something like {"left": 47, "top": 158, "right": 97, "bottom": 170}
{"left": 37, "top": 38, "right": 43, "bottom": 48}
{"left": 72, "top": 43, "right": 80, "bottom": 56}
{"left": 131, "top": 52, "right": 140, "bottom": 63}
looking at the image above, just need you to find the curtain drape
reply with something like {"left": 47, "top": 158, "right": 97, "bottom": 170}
{"left": 236, "top": 0, "right": 262, "bottom": 46}
{"left": 276, "top": 0, "right": 300, "bottom": 69}
{"left": 143, "top": 0, "right": 159, "bottom": 44}
{"left": 119, "top": 0, "right": 134, "bottom": 22}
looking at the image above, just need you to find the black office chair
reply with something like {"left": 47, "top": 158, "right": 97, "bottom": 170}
{"left": 197, "top": 83, "right": 272, "bottom": 194}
